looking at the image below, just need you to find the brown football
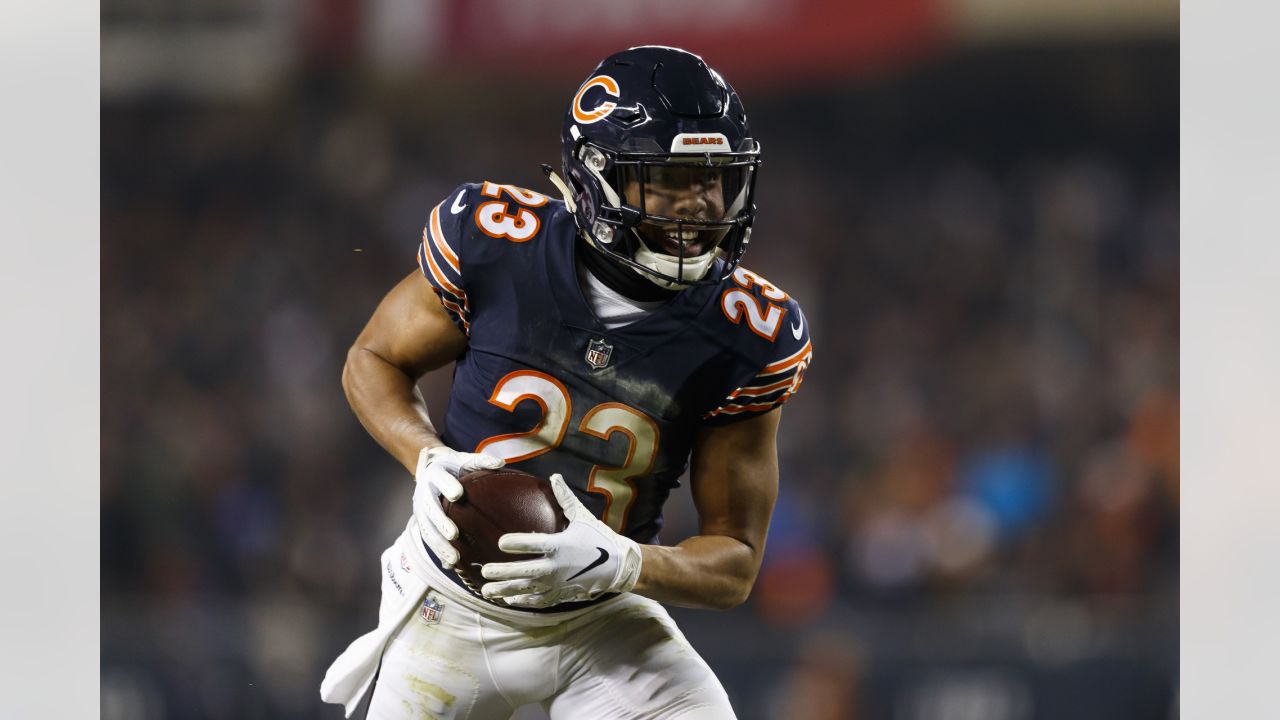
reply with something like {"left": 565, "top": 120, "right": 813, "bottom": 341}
{"left": 443, "top": 467, "right": 568, "bottom": 597}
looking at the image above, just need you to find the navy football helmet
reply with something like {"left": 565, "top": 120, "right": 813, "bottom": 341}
{"left": 549, "top": 46, "right": 761, "bottom": 289}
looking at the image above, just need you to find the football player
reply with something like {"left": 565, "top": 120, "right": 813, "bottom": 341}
{"left": 322, "top": 46, "right": 812, "bottom": 719}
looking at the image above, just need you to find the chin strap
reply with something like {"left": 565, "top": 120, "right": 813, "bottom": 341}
{"left": 631, "top": 240, "right": 721, "bottom": 290}
{"left": 577, "top": 235, "right": 677, "bottom": 302}
{"left": 541, "top": 164, "right": 577, "bottom": 213}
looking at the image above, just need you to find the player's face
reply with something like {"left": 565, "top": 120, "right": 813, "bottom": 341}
{"left": 621, "top": 165, "right": 731, "bottom": 257}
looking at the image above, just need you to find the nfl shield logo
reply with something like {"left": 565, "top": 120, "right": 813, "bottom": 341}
{"left": 419, "top": 595, "right": 444, "bottom": 625}
{"left": 585, "top": 338, "right": 613, "bottom": 369}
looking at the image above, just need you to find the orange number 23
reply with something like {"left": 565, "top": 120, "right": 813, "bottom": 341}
{"left": 474, "top": 370, "right": 660, "bottom": 533}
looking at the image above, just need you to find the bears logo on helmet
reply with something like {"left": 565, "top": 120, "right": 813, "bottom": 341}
{"left": 572, "top": 76, "right": 621, "bottom": 125}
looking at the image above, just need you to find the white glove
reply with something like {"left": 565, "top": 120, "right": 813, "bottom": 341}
{"left": 480, "top": 474, "right": 643, "bottom": 608}
{"left": 413, "top": 445, "right": 504, "bottom": 567}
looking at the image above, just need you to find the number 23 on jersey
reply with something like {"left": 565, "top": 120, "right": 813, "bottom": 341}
{"left": 721, "top": 267, "right": 789, "bottom": 341}
{"left": 474, "top": 371, "right": 658, "bottom": 533}
{"left": 474, "top": 182, "right": 548, "bottom": 242}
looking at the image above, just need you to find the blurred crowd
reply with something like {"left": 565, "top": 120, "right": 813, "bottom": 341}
{"left": 102, "top": 45, "right": 1177, "bottom": 720}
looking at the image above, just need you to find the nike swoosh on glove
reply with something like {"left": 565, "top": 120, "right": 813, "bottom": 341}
{"left": 413, "top": 446, "right": 504, "bottom": 567}
{"left": 480, "top": 474, "right": 643, "bottom": 608}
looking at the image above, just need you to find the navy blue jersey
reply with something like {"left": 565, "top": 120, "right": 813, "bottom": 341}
{"left": 417, "top": 181, "right": 812, "bottom": 545}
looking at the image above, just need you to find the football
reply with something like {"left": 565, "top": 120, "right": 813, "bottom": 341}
{"left": 443, "top": 467, "right": 568, "bottom": 596}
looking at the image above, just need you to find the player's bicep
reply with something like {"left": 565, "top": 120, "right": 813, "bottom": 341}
{"left": 687, "top": 408, "right": 782, "bottom": 556}
{"left": 352, "top": 270, "right": 468, "bottom": 378}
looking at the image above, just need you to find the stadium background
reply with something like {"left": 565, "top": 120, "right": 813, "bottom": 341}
{"left": 101, "top": 1, "right": 1178, "bottom": 718}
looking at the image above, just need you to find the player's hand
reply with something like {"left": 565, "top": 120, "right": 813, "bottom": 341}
{"left": 480, "top": 474, "right": 643, "bottom": 608}
{"left": 413, "top": 446, "right": 504, "bottom": 568}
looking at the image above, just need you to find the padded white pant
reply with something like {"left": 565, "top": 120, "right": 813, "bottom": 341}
{"left": 326, "top": 520, "right": 735, "bottom": 720}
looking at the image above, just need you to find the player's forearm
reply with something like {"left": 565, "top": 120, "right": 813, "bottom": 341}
{"left": 633, "top": 535, "right": 760, "bottom": 610}
{"left": 342, "top": 346, "right": 445, "bottom": 474}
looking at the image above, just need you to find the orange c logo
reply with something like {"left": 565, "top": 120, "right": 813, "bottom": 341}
{"left": 572, "top": 75, "right": 621, "bottom": 125}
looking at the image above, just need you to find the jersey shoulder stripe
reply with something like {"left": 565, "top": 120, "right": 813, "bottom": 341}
{"left": 418, "top": 240, "right": 471, "bottom": 333}
{"left": 758, "top": 339, "right": 812, "bottom": 376}
{"left": 423, "top": 205, "right": 466, "bottom": 301}
{"left": 728, "top": 375, "right": 796, "bottom": 399}
{"left": 417, "top": 185, "right": 479, "bottom": 335}
{"left": 430, "top": 197, "right": 462, "bottom": 273}
{"left": 701, "top": 272, "right": 813, "bottom": 424}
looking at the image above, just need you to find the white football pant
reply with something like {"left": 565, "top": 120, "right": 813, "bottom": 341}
{"left": 356, "top": 524, "right": 736, "bottom": 719}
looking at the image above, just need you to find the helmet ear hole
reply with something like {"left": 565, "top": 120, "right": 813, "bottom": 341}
{"left": 582, "top": 147, "right": 609, "bottom": 172}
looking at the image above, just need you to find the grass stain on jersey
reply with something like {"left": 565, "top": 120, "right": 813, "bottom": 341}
{"left": 594, "top": 371, "right": 684, "bottom": 419}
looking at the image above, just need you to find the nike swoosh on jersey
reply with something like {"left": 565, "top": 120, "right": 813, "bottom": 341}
{"left": 566, "top": 547, "right": 610, "bottom": 582}
{"left": 790, "top": 314, "right": 804, "bottom": 340}
{"left": 450, "top": 190, "right": 468, "bottom": 215}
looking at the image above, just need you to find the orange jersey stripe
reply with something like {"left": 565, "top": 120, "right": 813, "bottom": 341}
{"left": 420, "top": 225, "right": 467, "bottom": 303}
{"left": 417, "top": 245, "right": 470, "bottom": 331}
{"left": 436, "top": 290, "right": 471, "bottom": 332}
{"left": 758, "top": 342, "right": 812, "bottom": 376}
{"left": 704, "top": 386, "right": 802, "bottom": 419}
{"left": 429, "top": 205, "right": 461, "bottom": 274}
{"left": 702, "top": 400, "right": 780, "bottom": 418}
{"left": 728, "top": 376, "right": 795, "bottom": 399}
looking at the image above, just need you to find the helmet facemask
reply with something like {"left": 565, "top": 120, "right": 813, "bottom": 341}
{"left": 565, "top": 135, "right": 761, "bottom": 289}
